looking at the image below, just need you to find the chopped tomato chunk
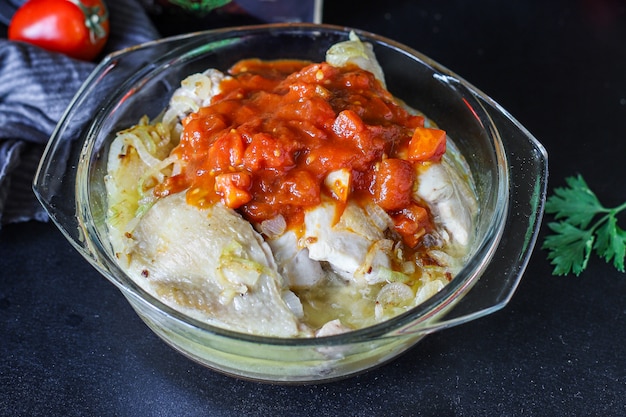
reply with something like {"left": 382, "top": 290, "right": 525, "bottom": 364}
{"left": 214, "top": 172, "right": 252, "bottom": 208}
{"left": 333, "top": 109, "right": 365, "bottom": 139}
{"left": 374, "top": 158, "right": 415, "bottom": 211}
{"left": 206, "top": 131, "right": 245, "bottom": 173}
{"left": 243, "top": 132, "right": 294, "bottom": 170}
{"left": 408, "top": 126, "right": 446, "bottom": 162}
{"left": 392, "top": 203, "right": 431, "bottom": 247}
{"left": 165, "top": 57, "right": 447, "bottom": 252}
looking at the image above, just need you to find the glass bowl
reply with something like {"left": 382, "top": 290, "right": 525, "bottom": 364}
{"left": 33, "top": 23, "right": 548, "bottom": 383}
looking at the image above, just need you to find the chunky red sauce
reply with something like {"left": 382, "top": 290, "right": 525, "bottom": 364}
{"left": 156, "top": 59, "right": 447, "bottom": 246}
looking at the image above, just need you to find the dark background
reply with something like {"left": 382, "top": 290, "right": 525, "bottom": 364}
{"left": 2, "top": 0, "right": 626, "bottom": 415}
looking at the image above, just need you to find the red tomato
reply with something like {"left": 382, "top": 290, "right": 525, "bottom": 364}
{"left": 392, "top": 204, "right": 431, "bottom": 248}
{"left": 373, "top": 158, "right": 415, "bottom": 211}
{"left": 8, "top": 0, "right": 110, "bottom": 61}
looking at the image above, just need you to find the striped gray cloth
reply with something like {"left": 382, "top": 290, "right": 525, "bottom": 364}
{"left": 0, "top": 0, "right": 159, "bottom": 228}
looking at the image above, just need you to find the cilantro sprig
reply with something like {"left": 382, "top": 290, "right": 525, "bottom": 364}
{"left": 542, "top": 174, "right": 626, "bottom": 276}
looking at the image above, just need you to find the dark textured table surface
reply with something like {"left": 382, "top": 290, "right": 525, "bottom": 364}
{"left": 2, "top": 1, "right": 626, "bottom": 416}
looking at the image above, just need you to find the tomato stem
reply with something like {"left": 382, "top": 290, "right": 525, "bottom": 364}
{"left": 67, "top": 0, "right": 108, "bottom": 43}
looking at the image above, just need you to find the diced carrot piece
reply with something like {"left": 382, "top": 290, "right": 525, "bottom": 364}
{"left": 408, "top": 126, "right": 446, "bottom": 162}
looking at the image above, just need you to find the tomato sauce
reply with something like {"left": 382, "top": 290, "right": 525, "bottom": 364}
{"left": 156, "top": 58, "right": 447, "bottom": 246}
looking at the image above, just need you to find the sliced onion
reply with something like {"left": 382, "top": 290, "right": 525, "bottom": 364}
{"left": 259, "top": 215, "right": 287, "bottom": 238}
{"left": 282, "top": 290, "right": 304, "bottom": 318}
{"left": 376, "top": 282, "right": 414, "bottom": 307}
{"left": 365, "top": 202, "right": 394, "bottom": 231}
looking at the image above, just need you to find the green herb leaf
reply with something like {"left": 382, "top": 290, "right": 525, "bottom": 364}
{"left": 542, "top": 174, "right": 626, "bottom": 276}
{"left": 594, "top": 216, "right": 626, "bottom": 272}
{"left": 545, "top": 174, "right": 605, "bottom": 228}
{"left": 543, "top": 221, "right": 594, "bottom": 276}
{"left": 168, "top": 0, "right": 232, "bottom": 15}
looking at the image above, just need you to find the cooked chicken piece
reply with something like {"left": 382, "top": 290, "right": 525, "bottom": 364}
{"left": 303, "top": 200, "right": 393, "bottom": 285}
{"left": 267, "top": 230, "right": 326, "bottom": 289}
{"left": 315, "top": 319, "right": 352, "bottom": 337}
{"left": 414, "top": 159, "right": 477, "bottom": 247}
{"left": 124, "top": 192, "right": 304, "bottom": 338}
{"left": 105, "top": 119, "right": 177, "bottom": 254}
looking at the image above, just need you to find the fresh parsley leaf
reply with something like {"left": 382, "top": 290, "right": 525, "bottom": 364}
{"left": 594, "top": 216, "right": 626, "bottom": 273}
{"left": 543, "top": 221, "right": 594, "bottom": 276}
{"left": 545, "top": 175, "right": 604, "bottom": 228}
{"left": 542, "top": 174, "right": 626, "bottom": 276}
